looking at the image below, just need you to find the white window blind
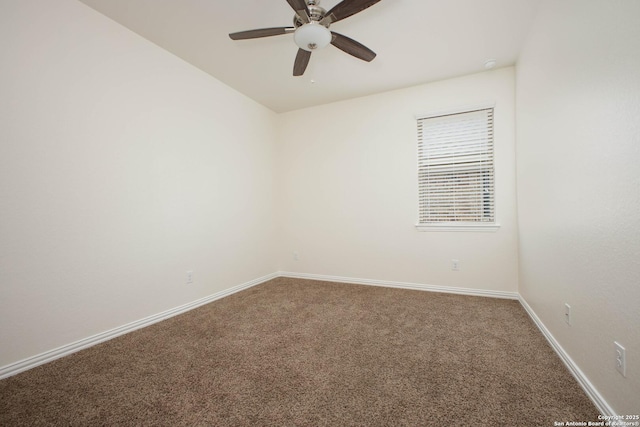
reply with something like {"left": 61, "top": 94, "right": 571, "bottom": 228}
{"left": 417, "top": 108, "right": 495, "bottom": 227}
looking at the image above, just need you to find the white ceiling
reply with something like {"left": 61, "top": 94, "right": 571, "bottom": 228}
{"left": 79, "top": 0, "right": 540, "bottom": 113}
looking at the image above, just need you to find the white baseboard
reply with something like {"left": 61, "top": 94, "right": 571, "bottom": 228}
{"left": 278, "top": 271, "right": 519, "bottom": 300}
{"left": 0, "top": 270, "right": 614, "bottom": 417}
{"left": 518, "top": 296, "right": 615, "bottom": 416}
{"left": 0, "top": 272, "right": 278, "bottom": 380}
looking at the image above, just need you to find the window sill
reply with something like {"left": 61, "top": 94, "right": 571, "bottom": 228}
{"left": 415, "top": 223, "right": 501, "bottom": 232}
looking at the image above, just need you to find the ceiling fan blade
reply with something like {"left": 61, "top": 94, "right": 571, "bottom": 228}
{"left": 321, "top": 0, "right": 381, "bottom": 25}
{"left": 293, "top": 49, "right": 311, "bottom": 76}
{"left": 330, "top": 32, "right": 376, "bottom": 62}
{"left": 286, "top": 0, "right": 310, "bottom": 23}
{"left": 229, "top": 27, "right": 294, "bottom": 40}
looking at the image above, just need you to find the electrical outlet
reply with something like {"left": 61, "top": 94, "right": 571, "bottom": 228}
{"left": 293, "top": 251, "right": 299, "bottom": 261}
{"left": 564, "top": 303, "right": 571, "bottom": 325}
{"left": 186, "top": 270, "right": 193, "bottom": 284}
{"left": 451, "top": 259, "right": 460, "bottom": 271}
{"left": 614, "top": 341, "right": 626, "bottom": 377}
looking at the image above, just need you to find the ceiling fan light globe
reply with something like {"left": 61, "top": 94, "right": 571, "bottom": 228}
{"left": 294, "top": 23, "right": 331, "bottom": 51}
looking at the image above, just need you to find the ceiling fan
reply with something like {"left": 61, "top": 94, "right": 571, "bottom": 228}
{"left": 229, "top": 0, "right": 381, "bottom": 76}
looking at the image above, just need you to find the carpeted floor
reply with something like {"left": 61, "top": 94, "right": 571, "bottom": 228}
{"left": 0, "top": 277, "right": 598, "bottom": 426}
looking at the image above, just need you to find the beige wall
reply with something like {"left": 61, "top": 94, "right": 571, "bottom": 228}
{"left": 277, "top": 67, "right": 519, "bottom": 292}
{"left": 0, "top": 0, "right": 278, "bottom": 367}
{"left": 516, "top": 0, "right": 640, "bottom": 414}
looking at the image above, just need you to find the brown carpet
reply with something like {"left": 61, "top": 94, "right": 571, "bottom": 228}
{"left": 0, "top": 277, "right": 598, "bottom": 426}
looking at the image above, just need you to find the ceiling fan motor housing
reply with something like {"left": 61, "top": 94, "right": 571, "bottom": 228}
{"left": 293, "top": 3, "right": 328, "bottom": 27}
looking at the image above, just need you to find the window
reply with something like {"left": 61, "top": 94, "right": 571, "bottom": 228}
{"left": 416, "top": 107, "right": 498, "bottom": 232}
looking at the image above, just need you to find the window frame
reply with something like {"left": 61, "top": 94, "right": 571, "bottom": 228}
{"left": 414, "top": 103, "right": 500, "bottom": 232}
